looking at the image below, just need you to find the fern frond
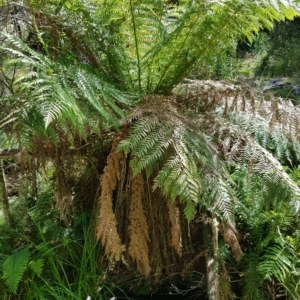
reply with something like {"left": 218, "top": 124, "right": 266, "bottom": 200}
{"left": 167, "top": 199, "right": 182, "bottom": 256}
{"left": 97, "top": 137, "right": 126, "bottom": 261}
{"left": 0, "top": 34, "right": 139, "bottom": 141}
{"left": 21, "top": 0, "right": 299, "bottom": 94}
{"left": 242, "top": 253, "right": 265, "bottom": 300}
{"left": 128, "top": 172, "right": 151, "bottom": 275}
{"left": 209, "top": 178, "right": 236, "bottom": 227}
{"left": 257, "top": 244, "right": 292, "bottom": 282}
{"left": 240, "top": 204, "right": 299, "bottom": 299}
{"left": 119, "top": 95, "right": 234, "bottom": 222}
{"left": 175, "top": 80, "right": 300, "bottom": 212}
{"left": 28, "top": 258, "right": 44, "bottom": 277}
{"left": 2, "top": 248, "right": 30, "bottom": 294}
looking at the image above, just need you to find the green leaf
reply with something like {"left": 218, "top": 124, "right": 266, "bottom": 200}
{"left": 64, "top": 1, "right": 71, "bottom": 9}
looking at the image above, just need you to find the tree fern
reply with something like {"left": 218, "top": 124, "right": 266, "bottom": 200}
{"left": 1, "top": 1, "right": 300, "bottom": 298}
{"left": 2, "top": 248, "right": 30, "bottom": 294}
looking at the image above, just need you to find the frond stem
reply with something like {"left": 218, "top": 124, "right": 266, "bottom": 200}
{"left": 153, "top": 10, "right": 201, "bottom": 94}
{"left": 129, "top": 0, "right": 142, "bottom": 92}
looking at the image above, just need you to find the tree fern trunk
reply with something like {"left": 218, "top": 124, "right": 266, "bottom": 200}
{"left": 0, "top": 161, "right": 12, "bottom": 227}
{"left": 203, "top": 217, "right": 220, "bottom": 300}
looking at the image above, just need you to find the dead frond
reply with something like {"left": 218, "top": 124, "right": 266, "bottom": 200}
{"left": 167, "top": 199, "right": 182, "bottom": 257}
{"left": 219, "top": 222, "right": 243, "bottom": 262}
{"left": 128, "top": 172, "right": 151, "bottom": 276}
{"left": 97, "top": 137, "right": 125, "bottom": 261}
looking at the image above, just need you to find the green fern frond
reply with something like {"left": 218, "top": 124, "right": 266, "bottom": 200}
{"left": 240, "top": 205, "right": 299, "bottom": 299}
{"left": 257, "top": 244, "right": 293, "bottom": 282}
{"left": 2, "top": 248, "right": 30, "bottom": 294}
{"left": 28, "top": 258, "right": 44, "bottom": 277}
{"left": 183, "top": 197, "right": 196, "bottom": 222}
{"left": 153, "top": 141, "right": 203, "bottom": 215}
{"left": 242, "top": 253, "right": 265, "bottom": 300}
{"left": 210, "top": 178, "right": 235, "bottom": 226}
{"left": 0, "top": 34, "right": 139, "bottom": 141}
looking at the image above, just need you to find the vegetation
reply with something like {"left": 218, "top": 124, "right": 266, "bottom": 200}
{"left": 1, "top": 0, "right": 300, "bottom": 299}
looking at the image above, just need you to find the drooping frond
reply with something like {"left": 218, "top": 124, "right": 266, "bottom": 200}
{"left": 175, "top": 80, "right": 300, "bottom": 157}
{"left": 167, "top": 198, "right": 182, "bottom": 257}
{"left": 119, "top": 80, "right": 300, "bottom": 226}
{"left": 174, "top": 80, "right": 300, "bottom": 211}
{"left": 219, "top": 222, "right": 243, "bottom": 262}
{"left": 97, "top": 135, "right": 126, "bottom": 261}
{"left": 119, "top": 94, "right": 234, "bottom": 223}
{"left": 0, "top": 34, "right": 139, "bottom": 140}
{"left": 128, "top": 172, "right": 151, "bottom": 276}
{"left": 213, "top": 116, "right": 300, "bottom": 208}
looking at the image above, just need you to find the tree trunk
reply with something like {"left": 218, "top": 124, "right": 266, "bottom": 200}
{"left": 0, "top": 161, "right": 12, "bottom": 227}
{"left": 203, "top": 216, "right": 219, "bottom": 300}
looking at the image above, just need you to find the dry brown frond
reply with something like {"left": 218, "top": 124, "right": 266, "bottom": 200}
{"left": 128, "top": 172, "right": 151, "bottom": 276}
{"left": 124, "top": 94, "right": 185, "bottom": 126}
{"left": 97, "top": 137, "right": 125, "bottom": 261}
{"left": 176, "top": 79, "right": 300, "bottom": 146}
{"left": 167, "top": 199, "right": 182, "bottom": 257}
{"left": 219, "top": 223, "right": 243, "bottom": 262}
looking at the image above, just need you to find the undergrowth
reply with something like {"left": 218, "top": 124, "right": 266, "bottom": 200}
{"left": 0, "top": 179, "right": 126, "bottom": 300}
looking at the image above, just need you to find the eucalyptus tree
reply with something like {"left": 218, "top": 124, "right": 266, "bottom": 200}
{"left": 1, "top": 0, "right": 300, "bottom": 299}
